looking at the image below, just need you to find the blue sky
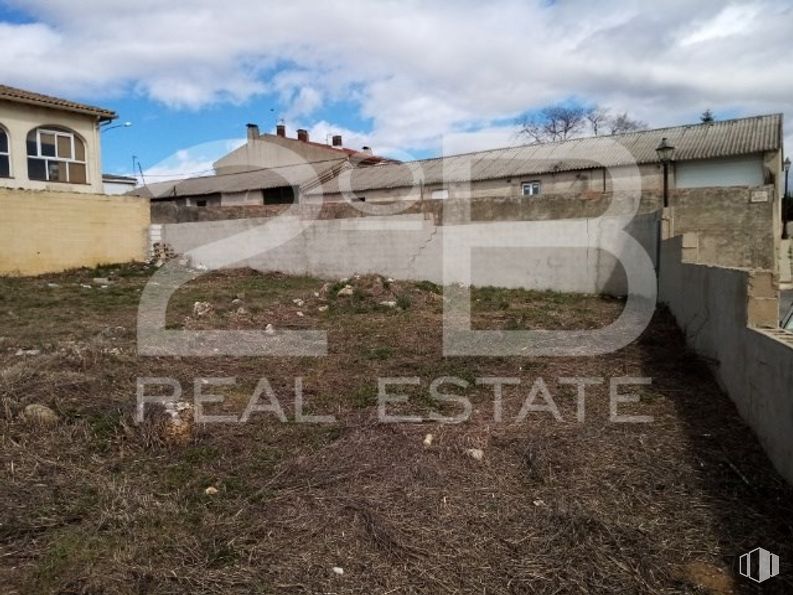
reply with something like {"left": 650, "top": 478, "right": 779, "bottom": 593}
{"left": 1, "top": 0, "right": 791, "bottom": 180}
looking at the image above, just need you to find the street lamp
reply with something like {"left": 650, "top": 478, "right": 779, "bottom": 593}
{"left": 101, "top": 121, "right": 133, "bottom": 133}
{"left": 656, "top": 137, "right": 675, "bottom": 208}
{"left": 783, "top": 157, "right": 791, "bottom": 239}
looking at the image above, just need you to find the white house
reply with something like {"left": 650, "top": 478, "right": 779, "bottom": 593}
{"left": 0, "top": 84, "right": 117, "bottom": 194}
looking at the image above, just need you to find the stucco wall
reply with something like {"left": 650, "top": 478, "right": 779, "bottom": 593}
{"left": 676, "top": 155, "right": 765, "bottom": 189}
{"left": 0, "top": 101, "right": 104, "bottom": 194}
{"left": 660, "top": 236, "right": 793, "bottom": 484}
{"left": 0, "top": 188, "right": 150, "bottom": 276}
{"left": 214, "top": 134, "right": 348, "bottom": 175}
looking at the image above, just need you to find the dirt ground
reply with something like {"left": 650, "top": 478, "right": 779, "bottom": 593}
{"left": 0, "top": 264, "right": 791, "bottom": 594}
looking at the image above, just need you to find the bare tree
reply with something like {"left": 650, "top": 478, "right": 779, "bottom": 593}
{"left": 518, "top": 104, "right": 587, "bottom": 143}
{"left": 700, "top": 108, "right": 715, "bottom": 123}
{"left": 586, "top": 106, "right": 610, "bottom": 136}
{"left": 608, "top": 112, "right": 648, "bottom": 134}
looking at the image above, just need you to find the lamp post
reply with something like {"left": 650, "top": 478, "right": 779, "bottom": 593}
{"left": 656, "top": 137, "right": 675, "bottom": 208}
{"left": 783, "top": 157, "right": 791, "bottom": 240}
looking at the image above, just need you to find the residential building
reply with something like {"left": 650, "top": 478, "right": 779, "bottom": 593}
{"left": 0, "top": 84, "right": 117, "bottom": 194}
{"left": 139, "top": 114, "right": 784, "bottom": 211}
{"left": 214, "top": 123, "right": 392, "bottom": 174}
{"left": 307, "top": 114, "right": 784, "bottom": 203}
{"left": 136, "top": 124, "right": 393, "bottom": 206}
{"left": 102, "top": 173, "right": 138, "bottom": 195}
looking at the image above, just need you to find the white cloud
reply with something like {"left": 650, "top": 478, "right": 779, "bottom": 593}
{"left": 142, "top": 138, "right": 244, "bottom": 180}
{"left": 1, "top": 0, "right": 791, "bottom": 154}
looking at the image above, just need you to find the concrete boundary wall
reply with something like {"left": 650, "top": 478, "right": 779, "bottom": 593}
{"left": 0, "top": 188, "right": 150, "bottom": 276}
{"left": 152, "top": 185, "right": 776, "bottom": 272}
{"left": 161, "top": 213, "right": 659, "bottom": 296}
{"left": 660, "top": 236, "right": 793, "bottom": 484}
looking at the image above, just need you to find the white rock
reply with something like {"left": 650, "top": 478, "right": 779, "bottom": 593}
{"left": 337, "top": 285, "right": 354, "bottom": 297}
{"left": 265, "top": 323, "right": 276, "bottom": 335}
{"left": 80, "top": 284, "right": 92, "bottom": 289}
{"left": 92, "top": 277, "right": 111, "bottom": 285}
{"left": 205, "top": 486, "right": 218, "bottom": 496}
{"left": 292, "top": 298, "right": 304, "bottom": 307}
{"left": 23, "top": 404, "right": 59, "bottom": 425}
{"left": 423, "top": 434, "right": 433, "bottom": 447}
{"left": 313, "top": 292, "right": 320, "bottom": 298}
{"left": 231, "top": 298, "right": 243, "bottom": 305}
{"left": 532, "top": 499, "right": 546, "bottom": 507}
{"left": 465, "top": 448, "right": 484, "bottom": 461}
{"left": 296, "top": 311, "right": 304, "bottom": 317}
{"left": 46, "top": 283, "right": 60, "bottom": 288}
{"left": 317, "top": 305, "right": 329, "bottom": 312}
{"left": 193, "top": 301, "right": 213, "bottom": 317}
{"left": 332, "top": 567, "right": 344, "bottom": 576}
{"left": 15, "top": 349, "right": 40, "bottom": 356}
{"left": 236, "top": 307, "right": 249, "bottom": 315}
{"left": 386, "top": 278, "right": 395, "bottom": 283}
{"left": 379, "top": 300, "right": 397, "bottom": 308}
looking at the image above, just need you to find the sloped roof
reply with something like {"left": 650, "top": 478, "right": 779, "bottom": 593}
{"left": 0, "top": 84, "right": 117, "bottom": 121}
{"left": 307, "top": 114, "right": 782, "bottom": 195}
{"left": 260, "top": 133, "right": 396, "bottom": 165}
{"left": 146, "top": 158, "right": 349, "bottom": 200}
{"left": 102, "top": 173, "right": 137, "bottom": 184}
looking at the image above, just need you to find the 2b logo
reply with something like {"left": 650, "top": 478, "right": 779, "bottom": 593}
{"left": 739, "top": 548, "right": 780, "bottom": 584}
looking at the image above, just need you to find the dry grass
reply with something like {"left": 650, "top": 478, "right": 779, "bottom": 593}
{"left": 0, "top": 263, "right": 791, "bottom": 594}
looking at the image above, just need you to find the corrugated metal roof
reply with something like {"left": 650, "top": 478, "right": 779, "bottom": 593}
{"left": 0, "top": 84, "right": 117, "bottom": 120}
{"left": 153, "top": 158, "right": 349, "bottom": 199}
{"left": 308, "top": 114, "right": 782, "bottom": 195}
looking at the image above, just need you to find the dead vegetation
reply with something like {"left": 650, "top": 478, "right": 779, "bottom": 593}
{"left": 0, "top": 263, "right": 791, "bottom": 594}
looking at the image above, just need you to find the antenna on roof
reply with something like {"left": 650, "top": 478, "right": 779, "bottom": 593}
{"left": 132, "top": 155, "right": 146, "bottom": 187}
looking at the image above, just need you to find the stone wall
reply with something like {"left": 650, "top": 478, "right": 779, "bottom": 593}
{"left": 0, "top": 188, "right": 150, "bottom": 276}
{"left": 668, "top": 185, "right": 777, "bottom": 271}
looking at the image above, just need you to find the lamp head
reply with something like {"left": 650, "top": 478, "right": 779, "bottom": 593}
{"left": 656, "top": 137, "right": 675, "bottom": 163}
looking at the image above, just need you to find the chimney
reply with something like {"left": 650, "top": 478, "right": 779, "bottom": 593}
{"left": 297, "top": 128, "right": 309, "bottom": 142}
{"left": 246, "top": 123, "right": 260, "bottom": 140}
{"left": 361, "top": 146, "right": 373, "bottom": 155}
{"left": 332, "top": 134, "right": 343, "bottom": 147}
{"left": 276, "top": 123, "right": 286, "bottom": 137}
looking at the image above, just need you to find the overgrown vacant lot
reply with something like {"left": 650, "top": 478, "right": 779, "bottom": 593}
{"left": 1, "top": 264, "right": 791, "bottom": 594}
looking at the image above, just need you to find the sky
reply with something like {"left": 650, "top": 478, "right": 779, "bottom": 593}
{"left": 0, "top": 0, "right": 791, "bottom": 180}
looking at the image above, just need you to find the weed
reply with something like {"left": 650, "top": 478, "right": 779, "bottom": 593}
{"left": 396, "top": 293, "right": 412, "bottom": 309}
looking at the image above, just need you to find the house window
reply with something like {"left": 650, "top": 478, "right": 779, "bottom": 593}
{"left": 0, "top": 127, "right": 9, "bottom": 178}
{"left": 431, "top": 188, "right": 449, "bottom": 200}
{"left": 521, "top": 181, "right": 541, "bottom": 196}
{"left": 195, "top": 199, "right": 207, "bottom": 207}
{"left": 26, "top": 127, "right": 87, "bottom": 184}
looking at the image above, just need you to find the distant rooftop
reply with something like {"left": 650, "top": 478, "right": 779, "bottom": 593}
{"left": 308, "top": 113, "right": 783, "bottom": 195}
{"left": 0, "top": 84, "right": 117, "bottom": 121}
{"left": 133, "top": 158, "right": 350, "bottom": 200}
